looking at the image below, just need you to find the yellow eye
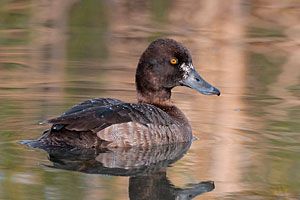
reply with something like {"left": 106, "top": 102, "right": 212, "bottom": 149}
{"left": 170, "top": 58, "right": 178, "bottom": 65}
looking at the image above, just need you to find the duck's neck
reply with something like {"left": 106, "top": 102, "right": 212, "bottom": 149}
{"left": 137, "top": 88, "right": 192, "bottom": 133}
{"left": 136, "top": 89, "right": 171, "bottom": 105}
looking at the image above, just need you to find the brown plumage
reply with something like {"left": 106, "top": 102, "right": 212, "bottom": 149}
{"left": 37, "top": 100, "right": 191, "bottom": 148}
{"left": 26, "top": 38, "right": 220, "bottom": 149}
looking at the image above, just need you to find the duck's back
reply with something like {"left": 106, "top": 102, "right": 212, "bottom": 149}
{"left": 33, "top": 98, "right": 192, "bottom": 149}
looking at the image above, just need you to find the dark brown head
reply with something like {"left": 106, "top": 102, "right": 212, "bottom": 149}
{"left": 135, "top": 38, "right": 220, "bottom": 103}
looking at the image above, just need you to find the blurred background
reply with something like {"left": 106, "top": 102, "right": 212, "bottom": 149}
{"left": 0, "top": 0, "right": 299, "bottom": 199}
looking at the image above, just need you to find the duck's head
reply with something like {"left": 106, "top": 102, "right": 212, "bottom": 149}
{"left": 136, "top": 38, "right": 220, "bottom": 103}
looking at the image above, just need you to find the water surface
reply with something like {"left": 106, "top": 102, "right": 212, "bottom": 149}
{"left": 0, "top": 0, "right": 299, "bottom": 199}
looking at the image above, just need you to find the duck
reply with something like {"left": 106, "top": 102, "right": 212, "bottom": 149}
{"left": 28, "top": 38, "right": 220, "bottom": 149}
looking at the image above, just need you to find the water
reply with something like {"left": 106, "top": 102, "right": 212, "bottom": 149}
{"left": 0, "top": 0, "right": 299, "bottom": 199}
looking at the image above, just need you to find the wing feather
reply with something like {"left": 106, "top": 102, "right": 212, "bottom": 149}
{"left": 48, "top": 101, "right": 175, "bottom": 134}
{"left": 61, "top": 98, "right": 123, "bottom": 116}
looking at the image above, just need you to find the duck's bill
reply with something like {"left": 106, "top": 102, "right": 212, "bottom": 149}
{"left": 180, "top": 66, "right": 221, "bottom": 96}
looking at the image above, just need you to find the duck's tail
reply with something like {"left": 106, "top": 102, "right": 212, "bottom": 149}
{"left": 19, "top": 129, "right": 52, "bottom": 149}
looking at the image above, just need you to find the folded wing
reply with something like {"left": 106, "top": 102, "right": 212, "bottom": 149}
{"left": 47, "top": 98, "right": 182, "bottom": 147}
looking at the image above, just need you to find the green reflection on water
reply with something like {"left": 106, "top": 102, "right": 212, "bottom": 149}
{"left": 65, "top": 0, "right": 110, "bottom": 106}
{"left": 67, "top": 0, "right": 108, "bottom": 60}
{"left": 248, "top": 26, "right": 285, "bottom": 38}
{"left": 150, "top": 0, "right": 171, "bottom": 23}
{"left": 248, "top": 52, "right": 284, "bottom": 93}
{"left": 0, "top": 63, "right": 28, "bottom": 70}
{"left": 0, "top": 101, "right": 21, "bottom": 121}
{"left": 0, "top": 0, "right": 31, "bottom": 46}
{"left": 245, "top": 51, "right": 285, "bottom": 116}
{"left": 287, "top": 83, "right": 300, "bottom": 98}
{"left": 244, "top": 49, "right": 300, "bottom": 195}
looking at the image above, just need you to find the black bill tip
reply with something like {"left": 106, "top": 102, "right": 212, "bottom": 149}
{"left": 213, "top": 87, "right": 221, "bottom": 96}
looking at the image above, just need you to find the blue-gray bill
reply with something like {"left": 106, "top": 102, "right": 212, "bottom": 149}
{"left": 180, "top": 66, "right": 221, "bottom": 96}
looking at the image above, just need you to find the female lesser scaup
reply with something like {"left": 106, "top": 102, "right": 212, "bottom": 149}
{"left": 30, "top": 38, "right": 220, "bottom": 149}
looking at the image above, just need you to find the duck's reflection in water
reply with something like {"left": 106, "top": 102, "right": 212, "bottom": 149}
{"left": 44, "top": 142, "right": 214, "bottom": 200}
